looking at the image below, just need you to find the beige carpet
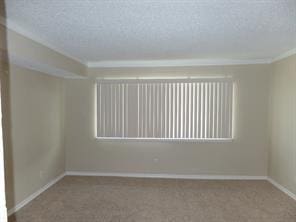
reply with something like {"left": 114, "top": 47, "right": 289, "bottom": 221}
{"left": 9, "top": 176, "right": 296, "bottom": 222}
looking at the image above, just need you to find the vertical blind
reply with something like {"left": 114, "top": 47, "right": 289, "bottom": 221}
{"left": 97, "top": 78, "right": 234, "bottom": 140}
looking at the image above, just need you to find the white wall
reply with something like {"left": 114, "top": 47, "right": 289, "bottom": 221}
{"left": 64, "top": 64, "right": 270, "bottom": 176}
{"left": 0, "top": 66, "right": 7, "bottom": 221}
{"left": 269, "top": 54, "right": 296, "bottom": 195}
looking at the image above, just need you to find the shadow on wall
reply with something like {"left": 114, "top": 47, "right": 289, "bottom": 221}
{"left": 0, "top": 0, "right": 16, "bottom": 217}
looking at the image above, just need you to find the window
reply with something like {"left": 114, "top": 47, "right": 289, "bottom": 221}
{"left": 96, "top": 77, "right": 234, "bottom": 140}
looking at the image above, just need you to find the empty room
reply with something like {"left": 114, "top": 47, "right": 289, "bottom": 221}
{"left": 0, "top": 0, "right": 296, "bottom": 221}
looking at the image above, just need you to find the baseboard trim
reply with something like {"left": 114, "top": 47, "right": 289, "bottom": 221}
{"left": 267, "top": 177, "right": 296, "bottom": 201}
{"left": 66, "top": 171, "right": 267, "bottom": 180}
{"left": 7, "top": 173, "right": 66, "bottom": 216}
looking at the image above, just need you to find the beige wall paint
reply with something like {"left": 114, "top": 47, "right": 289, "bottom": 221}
{"left": 65, "top": 64, "right": 270, "bottom": 176}
{"left": 0, "top": 22, "right": 83, "bottom": 210}
{"left": 2, "top": 64, "right": 65, "bottom": 210}
{"left": 269, "top": 54, "right": 296, "bottom": 195}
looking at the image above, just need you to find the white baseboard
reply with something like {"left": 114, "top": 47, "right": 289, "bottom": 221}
{"left": 267, "top": 177, "right": 296, "bottom": 201}
{"left": 7, "top": 173, "right": 66, "bottom": 216}
{"left": 66, "top": 171, "right": 267, "bottom": 180}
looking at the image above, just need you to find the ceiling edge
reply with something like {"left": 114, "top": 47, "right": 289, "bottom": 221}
{"left": 0, "top": 17, "right": 86, "bottom": 65}
{"left": 272, "top": 47, "right": 296, "bottom": 63}
{"left": 8, "top": 54, "right": 87, "bottom": 79}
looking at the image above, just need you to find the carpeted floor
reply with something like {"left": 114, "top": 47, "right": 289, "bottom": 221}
{"left": 8, "top": 176, "right": 296, "bottom": 222}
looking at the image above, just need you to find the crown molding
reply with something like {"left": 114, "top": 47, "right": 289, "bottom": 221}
{"left": 87, "top": 58, "right": 272, "bottom": 68}
{"left": 0, "top": 17, "right": 86, "bottom": 65}
{"left": 9, "top": 54, "right": 87, "bottom": 79}
{"left": 272, "top": 47, "right": 296, "bottom": 63}
{"left": 87, "top": 46, "right": 296, "bottom": 68}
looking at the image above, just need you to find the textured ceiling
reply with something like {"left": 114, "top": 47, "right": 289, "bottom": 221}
{"left": 4, "top": 0, "right": 296, "bottom": 63}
